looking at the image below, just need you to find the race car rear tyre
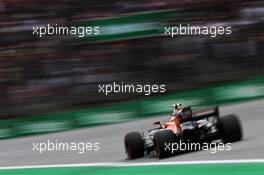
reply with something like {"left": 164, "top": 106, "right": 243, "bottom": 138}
{"left": 154, "top": 130, "right": 176, "bottom": 159}
{"left": 220, "top": 114, "right": 242, "bottom": 143}
{"left": 124, "top": 132, "right": 145, "bottom": 159}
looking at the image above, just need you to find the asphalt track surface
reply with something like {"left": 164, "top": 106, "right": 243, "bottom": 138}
{"left": 0, "top": 99, "right": 263, "bottom": 167}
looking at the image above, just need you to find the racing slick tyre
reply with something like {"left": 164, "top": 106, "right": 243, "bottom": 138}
{"left": 124, "top": 132, "right": 145, "bottom": 159}
{"left": 220, "top": 114, "right": 242, "bottom": 143}
{"left": 154, "top": 130, "right": 176, "bottom": 159}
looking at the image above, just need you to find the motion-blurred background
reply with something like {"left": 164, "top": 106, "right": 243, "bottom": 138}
{"left": 0, "top": 0, "right": 263, "bottom": 127}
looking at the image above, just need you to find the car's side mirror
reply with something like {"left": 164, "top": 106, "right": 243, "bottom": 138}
{"left": 153, "top": 121, "right": 161, "bottom": 126}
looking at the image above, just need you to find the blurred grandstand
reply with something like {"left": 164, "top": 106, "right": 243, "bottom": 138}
{"left": 0, "top": 0, "right": 263, "bottom": 118}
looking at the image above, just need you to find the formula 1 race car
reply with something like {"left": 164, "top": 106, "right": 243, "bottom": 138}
{"left": 124, "top": 106, "right": 242, "bottom": 159}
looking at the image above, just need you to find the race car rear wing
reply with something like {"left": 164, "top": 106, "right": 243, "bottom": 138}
{"left": 181, "top": 106, "right": 219, "bottom": 123}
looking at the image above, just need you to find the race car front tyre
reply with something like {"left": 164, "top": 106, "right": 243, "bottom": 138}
{"left": 220, "top": 114, "right": 242, "bottom": 143}
{"left": 154, "top": 130, "right": 175, "bottom": 159}
{"left": 124, "top": 132, "right": 145, "bottom": 159}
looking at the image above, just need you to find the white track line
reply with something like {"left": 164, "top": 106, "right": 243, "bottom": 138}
{"left": 0, "top": 159, "right": 264, "bottom": 170}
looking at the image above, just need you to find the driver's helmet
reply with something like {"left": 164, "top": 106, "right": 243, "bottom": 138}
{"left": 172, "top": 103, "right": 183, "bottom": 115}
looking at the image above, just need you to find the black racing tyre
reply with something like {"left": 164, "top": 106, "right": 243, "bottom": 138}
{"left": 219, "top": 114, "right": 242, "bottom": 143}
{"left": 124, "top": 132, "right": 145, "bottom": 159}
{"left": 154, "top": 130, "right": 176, "bottom": 159}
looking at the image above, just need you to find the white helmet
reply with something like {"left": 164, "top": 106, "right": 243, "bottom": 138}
{"left": 172, "top": 103, "right": 183, "bottom": 114}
